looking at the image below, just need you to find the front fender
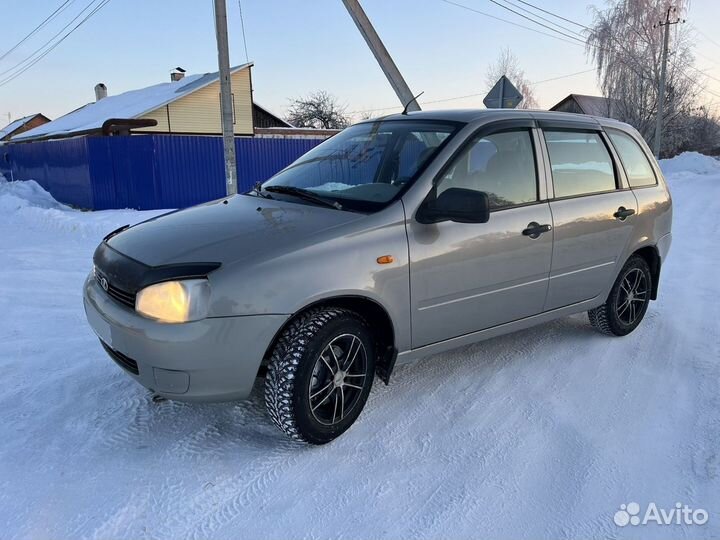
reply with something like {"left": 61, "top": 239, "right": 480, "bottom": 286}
{"left": 207, "top": 203, "right": 412, "bottom": 352}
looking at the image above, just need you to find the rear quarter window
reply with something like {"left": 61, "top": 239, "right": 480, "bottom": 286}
{"left": 544, "top": 130, "right": 617, "bottom": 198}
{"left": 607, "top": 130, "right": 658, "bottom": 188}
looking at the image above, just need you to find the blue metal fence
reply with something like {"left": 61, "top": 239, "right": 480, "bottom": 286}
{"left": 0, "top": 134, "right": 323, "bottom": 210}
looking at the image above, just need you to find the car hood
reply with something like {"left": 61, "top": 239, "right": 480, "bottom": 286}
{"left": 107, "top": 195, "right": 364, "bottom": 267}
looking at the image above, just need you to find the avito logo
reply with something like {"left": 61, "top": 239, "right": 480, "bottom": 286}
{"left": 614, "top": 502, "right": 709, "bottom": 527}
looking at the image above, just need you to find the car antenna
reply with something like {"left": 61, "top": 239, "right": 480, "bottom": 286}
{"left": 402, "top": 91, "right": 424, "bottom": 115}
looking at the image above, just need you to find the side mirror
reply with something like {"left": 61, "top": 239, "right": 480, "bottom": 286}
{"left": 417, "top": 187, "right": 490, "bottom": 224}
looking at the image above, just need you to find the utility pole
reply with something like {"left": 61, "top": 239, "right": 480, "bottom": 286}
{"left": 213, "top": 0, "right": 238, "bottom": 196}
{"left": 341, "top": 0, "right": 420, "bottom": 112}
{"left": 653, "top": 6, "right": 684, "bottom": 158}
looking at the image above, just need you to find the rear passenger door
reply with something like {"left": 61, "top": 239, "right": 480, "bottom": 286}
{"left": 540, "top": 124, "right": 637, "bottom": 310}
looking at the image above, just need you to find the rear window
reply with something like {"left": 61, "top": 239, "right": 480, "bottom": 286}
{"left": 607, "top": 130, "right": 657, "bottom": 188}
{"left": 544, "top": 130, "right": 617, "bottom": 198}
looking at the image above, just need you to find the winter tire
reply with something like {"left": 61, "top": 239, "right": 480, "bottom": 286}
{"left": 264, "top": 308, "right": 375, "bottom": 444}
{"left": 588, "top": 255, "right": 652, "bottom": 336}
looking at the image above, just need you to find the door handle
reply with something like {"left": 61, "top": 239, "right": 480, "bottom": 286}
{"left": 522, "top": 222, "right": 552, "bottom": 239}
{"left": 613, "top": 206, "right": 636, "bottom": 220}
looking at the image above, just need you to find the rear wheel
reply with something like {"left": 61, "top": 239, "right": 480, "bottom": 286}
{"left": 588, "top": 255, "right": 652, "bottom": 336}
{"left": 264, "top": 308, "right": 375, "bottom": 444}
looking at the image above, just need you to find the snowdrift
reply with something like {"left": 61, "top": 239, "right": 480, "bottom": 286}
{"left": 660, "top": 151, "right": 720, "bottom": 177}
{"left": 0, "top": 175, "right": 68, "bottom": 212}
{"left": 0, "top": 174, "right": 166, "bottom": 240}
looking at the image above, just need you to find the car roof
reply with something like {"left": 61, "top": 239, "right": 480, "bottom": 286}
{"left": 367, "top": 108, "right": 634, "bottom": 132}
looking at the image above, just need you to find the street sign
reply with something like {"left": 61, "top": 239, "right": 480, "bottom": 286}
{"left": 483, "top": 76, "right": 524, "bottom": 109}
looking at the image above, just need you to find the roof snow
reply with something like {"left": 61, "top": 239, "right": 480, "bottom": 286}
{"left": 0, "top": 114, "right": 41, "bottom": 140}
{"left": 13, "top": 63, "right": 252, "bottom": 142}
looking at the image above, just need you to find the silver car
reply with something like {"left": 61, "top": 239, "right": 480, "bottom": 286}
{"left": 84, "top": 109, "right": 672, "bottom": 444}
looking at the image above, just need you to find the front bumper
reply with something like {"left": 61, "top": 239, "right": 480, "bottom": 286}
{"left": 83, "top": 274, "right": 288, "bottom": 402}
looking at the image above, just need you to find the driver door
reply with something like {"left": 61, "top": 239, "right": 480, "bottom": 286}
{"left": 406, "top": 122, "right": 553, "bottom": 348}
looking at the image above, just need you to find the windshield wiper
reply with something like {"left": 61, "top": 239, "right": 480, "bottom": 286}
{"left": 249, "top": 181, "right": 273, "bottom": 199}
{"left": 264, "top": 185, "right": 343, "bottom": 210}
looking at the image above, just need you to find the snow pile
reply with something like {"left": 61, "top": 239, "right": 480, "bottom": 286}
{"left": 0, "top": 175, "right": 167, "bottom": 240}
{"left": 660, "top": 151, "right": 720, "bottom": 177}
{"left": 0, "top": 175, "right": 68, "bottom": 211}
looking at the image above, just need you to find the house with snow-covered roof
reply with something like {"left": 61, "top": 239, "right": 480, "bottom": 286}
{"left": 0, "top": 113, "right": 51, "bottom": 142}
{"left": 12, "top": 63, "right": 292, "bottom": 142}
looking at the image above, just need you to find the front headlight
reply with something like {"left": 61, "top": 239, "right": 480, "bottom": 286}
{"left": 135, "top": 279, "right": 210, "bottom": 323}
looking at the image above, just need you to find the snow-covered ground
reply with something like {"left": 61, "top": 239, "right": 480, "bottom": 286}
{"left": 1, "top": 153, "right": 719, "bottom": 539}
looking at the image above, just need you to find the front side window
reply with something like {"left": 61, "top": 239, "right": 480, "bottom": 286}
{"left": 262, "top": 120, "right": 459, "bottom": 211}
{"left": 436, "top": 129, "right": 538, "bottom": 210}
{"left": 544, "top": 130, "right": 616, "bottom": 198}
{"left": 607, "top": 130, "right": 657, "bottom": 188}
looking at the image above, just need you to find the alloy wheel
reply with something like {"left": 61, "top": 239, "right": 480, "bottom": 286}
{"left": 308, "top": 333, "right": 368, "bottom": 426}
{"left": 615, "top": 268, "right": 648, "bottom": 325}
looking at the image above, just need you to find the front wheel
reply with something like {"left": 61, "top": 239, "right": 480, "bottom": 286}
{"left": 264, "top": 308, "right": 375, "bottom": 444}
{"left": 588, "top": 255, "right": 652, "bottom": 336}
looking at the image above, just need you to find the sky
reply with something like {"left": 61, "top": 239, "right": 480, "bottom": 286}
{"left": 1, "top": 0, "right": 720, "bottom": 126}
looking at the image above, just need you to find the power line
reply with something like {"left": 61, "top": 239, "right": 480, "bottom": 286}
{"left": 684, "top": 64, "right": 720, "bottom": 85}
{"left": 349, "top": 68, "right": 596, "bottom": 115}
{"left": 511, "top": 0, "right": 590, "bottom": 30}
{"left": 444, "top": 0, "right": 698, "bottom": 84}
{"left": 0, "top": 0, "right": 76, "bottom": 63}
{"left": 442, "top": 0, "right": 641, "bottom": 74}
{"left": 0, "top": 0, "right": 104, "bottom": 79}
{"left": 0, "top": 0, "right": 111, "bottom": 88}
{"left": 495, "top": 0, "right": 586, "bottom": 39}
{"left": 698, "top": 86, "right": 720, "bottom": 100}
{"left": 440, "top": 0, "right": 616, "bottom": 59}
{"left": 695, "top": 28, "right": 720, "bottom": 50}
{"left": 437, "top": 0, "right": 588, "bottom": 49}
{"left": 488, "top": 0, "right": 637, "bottom": 64}
{"left": 441, "top": 1, "right": 719, "bottom": 118}
{"left": 483, "top": 0, "right": 587, "bottom": 44}
{"left": 237, "top": 0, "right": 249, "bottom": 63}
{"left": 694, "top": 48, "right": 720, "bottom": 68}
{"left": 533, "top": 68, "right": 595, "bottom": 84}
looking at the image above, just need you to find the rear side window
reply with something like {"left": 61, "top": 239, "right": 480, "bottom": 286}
{"left": 437, "top": 129, "right": 537, "bottom": 210}
{"left": 607, "top": 130, "right": 657, "bottom": 187}
{"left": 544, "top": 130, "right": 616, "bottom": 198}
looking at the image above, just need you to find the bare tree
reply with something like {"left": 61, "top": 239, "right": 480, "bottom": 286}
{"left": 285, "top": 91, "right": 350, "bottom": 129}
{"left": 677, "top": 106, "right": 720, "bottom": 155}
{"left": 485, "top": 48, "right": 538, "bottom": 109}
{"left": 586, "top": 0, "right": 701, "bottom": 155}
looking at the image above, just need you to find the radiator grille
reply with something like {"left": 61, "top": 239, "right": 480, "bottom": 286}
{"left": 95, "top": 269, "right": 136, "bottom": 309}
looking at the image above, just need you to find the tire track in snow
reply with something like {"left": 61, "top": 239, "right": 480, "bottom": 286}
{"left": 292, "top": 321, "right": 566, "bottom": 539}
{"left": 99, "top": 386, "right": 303, "bottom": 540}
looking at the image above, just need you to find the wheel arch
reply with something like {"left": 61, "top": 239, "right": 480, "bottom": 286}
{"left": 260, "top": 295, "right": 398, "bottom": 384}
{"left": 630, "top": 245, "right": 661, "bottom": 300}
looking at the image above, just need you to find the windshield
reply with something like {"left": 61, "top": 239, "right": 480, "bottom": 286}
{"left": 261, "top": 120, "right": 460, "bottom": 211}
